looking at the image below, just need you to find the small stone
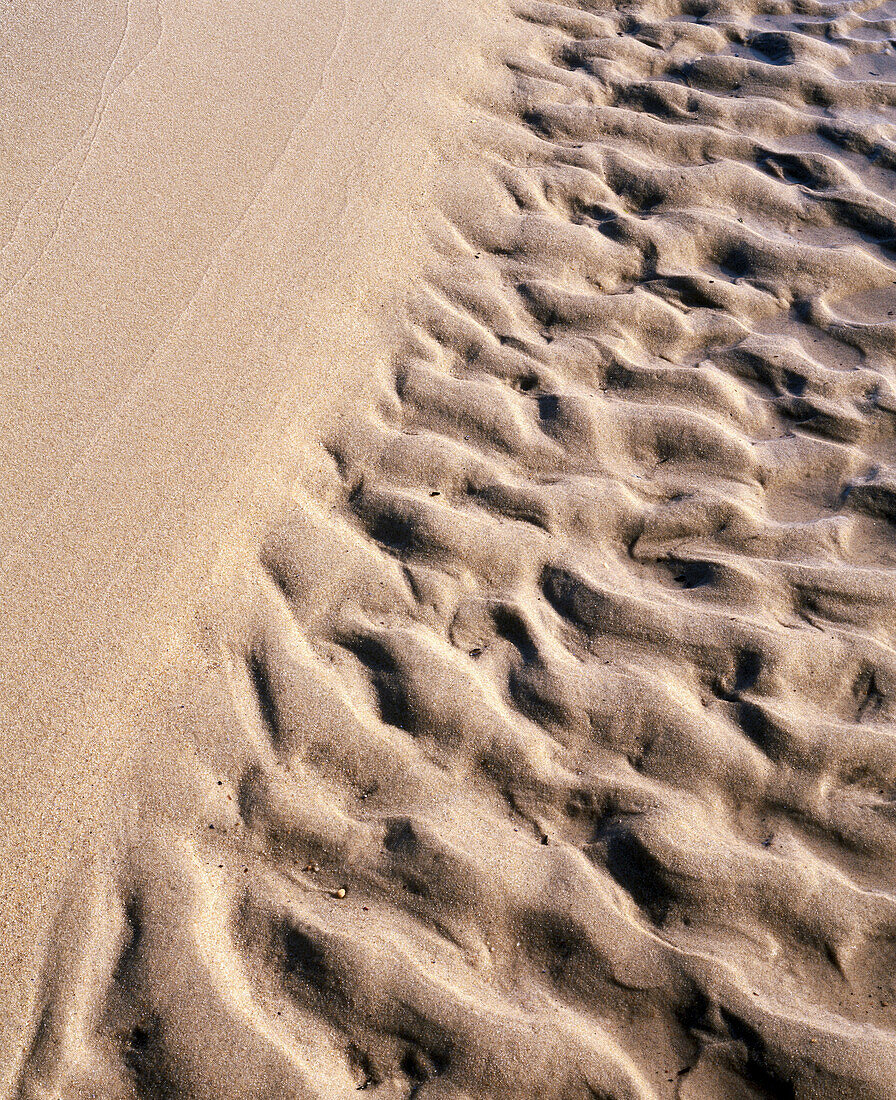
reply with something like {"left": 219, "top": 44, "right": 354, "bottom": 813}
{"left": 335, "top": 887, "right": 347, "bottom": 899}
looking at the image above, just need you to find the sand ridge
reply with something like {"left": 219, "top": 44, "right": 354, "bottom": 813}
{"left": 11, "top": 0, "right": 896, "bottom": 1097}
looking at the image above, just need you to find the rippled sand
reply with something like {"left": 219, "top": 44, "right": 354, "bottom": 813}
{"left": 10, "top": 0, "right": 896, "bottom": 1097}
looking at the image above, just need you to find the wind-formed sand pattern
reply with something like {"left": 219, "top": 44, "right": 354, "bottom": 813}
{"left": 13, "top": 0, "right": 896, "bottom": 1096}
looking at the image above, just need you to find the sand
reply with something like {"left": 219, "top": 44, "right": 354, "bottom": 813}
{"left": 4, "top": 0, "right": 896, "bottom": 1096}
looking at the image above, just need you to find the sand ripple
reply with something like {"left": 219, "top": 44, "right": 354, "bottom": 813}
{"left": 15, "top": 0, "right": 896, "bottom": 1096}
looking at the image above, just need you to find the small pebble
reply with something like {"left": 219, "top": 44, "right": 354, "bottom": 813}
{"left": 335, "top": 887, "right": 347, "bottom": 899}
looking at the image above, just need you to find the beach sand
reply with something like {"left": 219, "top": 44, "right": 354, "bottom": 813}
{"left": 5, "top": 0, "right": 896, "bottom": 1096}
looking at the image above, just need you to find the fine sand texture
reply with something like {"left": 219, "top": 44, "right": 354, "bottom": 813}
{"left": 8, "top": 0, "right": 896, "bottom": 1097}
{"left": 0, "top": 0, "right": 480, "bottom": 1085}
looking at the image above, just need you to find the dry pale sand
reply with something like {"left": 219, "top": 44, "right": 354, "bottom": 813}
{"left": 5, "top": 0, "right": 896, "bottom": 1096}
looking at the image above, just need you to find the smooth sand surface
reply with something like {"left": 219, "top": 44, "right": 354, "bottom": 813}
{"left": 6, "top": 0, "right": 896, "bottom": 1097}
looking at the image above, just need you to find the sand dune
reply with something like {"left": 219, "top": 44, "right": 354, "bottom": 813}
{"left": 9, "top": 0, "right": 896, "bottom": 1097}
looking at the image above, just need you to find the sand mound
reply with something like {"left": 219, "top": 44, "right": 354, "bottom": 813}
{"left": 12, "top": 0, "right": 896, "bottom": 1097}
